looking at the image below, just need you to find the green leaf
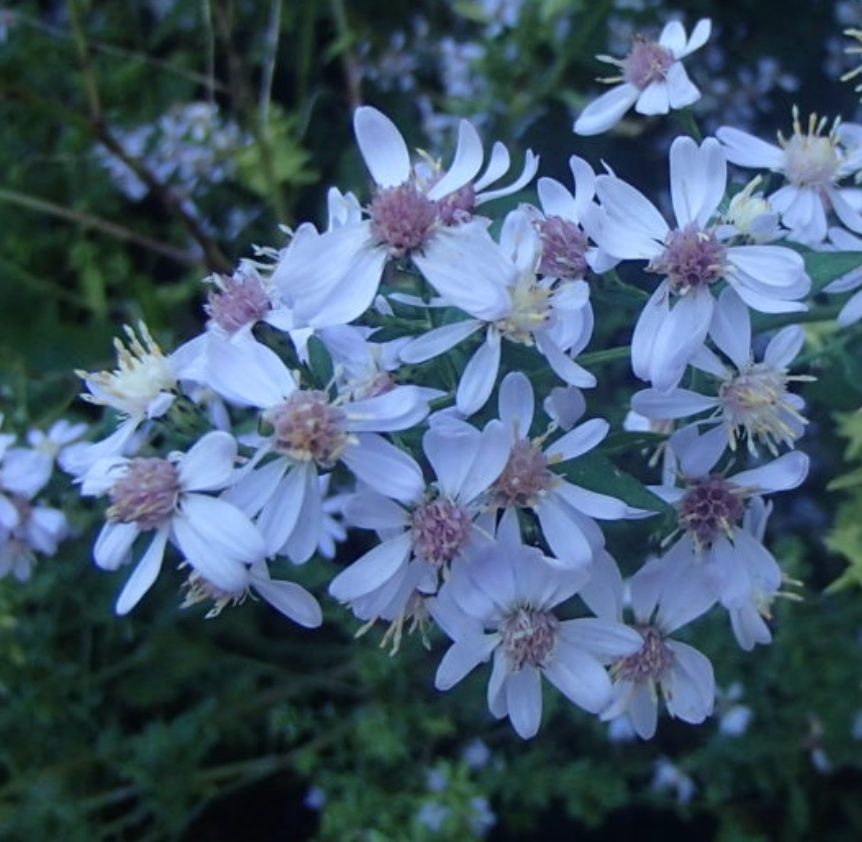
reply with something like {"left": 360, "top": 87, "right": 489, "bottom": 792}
{"left": 305, "top": 334, "right": 334, "bottom": 387}
{"left": 802, "top": 250, "right": 862, "bottom": 292}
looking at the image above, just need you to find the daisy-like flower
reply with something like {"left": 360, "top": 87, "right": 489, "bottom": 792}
{"left": 574, "top": 19, "right": 711, "bottom": 136}
{"left": 649, "top": 426, "right": 809, "bottom": 611}
{"left": 485, "top": 371, "right": 653, "bottom": 569}
{"left": 631, "top": 288, "right": 811, "bottom": 456}
{"left": 81, "top": 430, "right": 264, "bottom": 615}
{"left": 717, "top": 108, "right": 862, "bottom": 246}
{"left": 580, "top": 552, "right": 715, "bottom": 739}
{"left": 62, "top": 322, "right": 179, "bottom": 476}
{"left": 400, "top": 208, "right": 595, "bottom": 416}
{"left": 328, "top": 417, "right": 510, "bottom": 622}
{"left": 272, "top": 106, "right": 538, "bottom": 327}
{"left": 430, "top": 537, "right": 643, "bottom": 739}
{"left": 203, "top": 337, "right": 427, "bottom": 562}
{"left": 587, "top": 135, "right": 809, "bottom": 393}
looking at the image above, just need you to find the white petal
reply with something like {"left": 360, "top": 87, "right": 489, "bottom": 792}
{"left": 635, "top": 80, "right": 671, "bottom": 116}
{"left": 329, "top": 533, "right": 413, "bottom": 602}
{"left": 631, "top": 387, "right": 716, "bottom": 420}
{"left": 669, "top": 136, "right": 725, "bottom": 228}
{"left": 399, "top": 319, "right": 482, "bottom": 365}
{"left": 716, "top": 126, "right": 784, "bottom": 169}
{"left": 730, "top": 450, "right": 809, "bottom": 493}
{"left": 544, "top": 642, "right": 611, "bottom": 713}
{"left": 94, "top": 521, "right": 139, "bottom": 570}
{"left": 255, "top": 463, "right": 310, "bottom": 555}
{"left": 252, "top": 575, "right": 322, "bottom": 628}
{"left": 177, "top": 431, "right": 237, "bottom": 492}
{"left": 547, "top": 417, "right": 608, "bottom": 462}
{"left": 427, "top": 119, "right": 484, "bottom": 200}
{"left": 456, "top": 330, "right": 501, "bottom": 416}
{"left": 664, "top": 641, "right": 714, "bottom": 723}
{"left": 354, "top": 106, "right": 411, "bottom": 187}
{"left": 435, "top": 634, "right": 499, "bottom": 690}
{"left": 574, "top": 84, "right": 640, "bottom": 136}
{"left": 115, "top": 529, "right": 169, "bottom": 615}
{"left": 499, "top": 371, "right": 535, "bottom": 437}
{"left": 341, "top": 434, "right": 424, "bottom": 502}
{"left": 506, "top": 666, "right": 543, "bottom": 738}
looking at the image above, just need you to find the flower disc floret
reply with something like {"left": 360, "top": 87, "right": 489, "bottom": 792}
{"left": 107, "top": 457, "right": 180, "bottom": 531}
{"left": 435, "top": 183, "right": 476, "bottom": 225}
{"left": 267, "top": 390, "right": 349, "bottom": 468}
{"left": 499, "top": 606, "right": 560, "bottom": 670}
{"left": 491, "top": 439, "right": 555, "bottom": 508}
{"left": 536, "top": 216, "right": 590, "bottom": 279}
{"left": 614, "top": 624, "right": 672, "bottom": 682}
{"left": 410, "top": 497, "right": 472, "bottom": 568}
{"left": 719, "top": 362, "right": 804, "bottom": 453}
{"left": 623, "top": 36, "right": 675, "bottom": 88}
{"left": 652, "top": 225, "right": 726, "bottom": 295}
{"left": 205, "top": 272, "right": 270, "bottom": 333}
{"left": 780, "top": 112, "right": 841, "bottom": 188}
{"left": 369, "top": 183, "right": 438, "bottom": 256}
{"left": 678, "top": 475, "right": 745, "bottom": 546}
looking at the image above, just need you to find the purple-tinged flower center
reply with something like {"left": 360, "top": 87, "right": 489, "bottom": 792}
{"left": 652, "top": 225, "right": 726, "bottom": 295}
{"left": 369, "top": 183, "right": 438, "bottom": 256}
{"left": 677, "top": 475, "right": 745, "bottom": 547}
{"left": 719, "top": 362, "right": 804, "bottom": 454}
{"left": 268, "top": 390, "right": 349, "bottom": 468}
{"left": 410, "top": 497, "right": 472, "bottom": 567}
{"left": 491, "top": 439, "right": 554, "bottom": 508}
{"left": 614, "top": 624, "right": 671, "bottom": 682}
{"left": 500, "top": 606, "right": 559, "bottom": 670}
{"left": 536, "top": 216, "right": 590, "bottom": 279}
{"left": 436, "top": 183, "right": 477, "bottom": 225}
{"left": 623, "top": 37, "right": 674, "bottom": 89}
{"left": 107, "top": 457, "right": 180, "bottom": 530}
{"left": 205, "top": 272, "right": 270, "bottom": 334}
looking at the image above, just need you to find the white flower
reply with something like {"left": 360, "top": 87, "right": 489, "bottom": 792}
{"left": 272, "top": 106, "right": 537, "bottom": 327}
{"left": 823, "top": 226, "right": 862, "bottom": 327}
{"left": 400, "top": 208, "right": 595, "bottom": 416}
{"left": 717, "top": 109, "right": 862, "bottom": 246}
{"left": 588, "top": 135, "right": 809, "bottom": 393}
{"left": 574, "top": 19, "right": 711, "bottom": 136}
{"left": 631, "top": 288, "right": 810, "bottom": 455}
{"left": 430, "top": 537, "right": 643, "bottom": 739}
{"left": 82, "top": 430, "right": 263, "bottom": 615}
{"left": 485, "top": 371, "right": 654, "bottom": 569}
{"left": 328, "top": 417, "right": 510, "bottom": 620}
{"left": 581, "top": 552, "right": 715, "bottom": 739}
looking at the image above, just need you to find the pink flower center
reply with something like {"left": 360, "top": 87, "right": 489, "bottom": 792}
{"left": 652, "top": 225, "right": 726, "bottom": 295}
{"left": 410, "top": 497, "right": 472, "bottom": 567}
{"left": 614, "top": 624, "right": 671, "bottom": 682}
{"left": 623, "top": 37, "right": 674, "bottom": 89}
{"left": 500, "top": 606, "right": 559, "bottom": 670}
{"left": 107, "top": 457, "right": 180, "bottom": 530}
{"left": 268, "top": 390, "right": 349, "bottom": 468}
{"left": 678, "top": 475, "right": 744, "bottom": 547}
{"left": 536, "top": 216, "right": 590, "bottom": 279}
{"left": 491, "top": 439, "right": 554, "bottom": 508}
{"left": 205, "top": 272, "right": 270, "bottom": 334}
{"left": 435, "top": 183, "right": 477, "bottom": 225}
{"left": 369, "top": 184, "right": 438, "bottom": 256}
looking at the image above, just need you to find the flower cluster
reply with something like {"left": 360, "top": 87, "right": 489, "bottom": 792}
{"left": 62, "top": 14, "right": 862, "bottom": 742}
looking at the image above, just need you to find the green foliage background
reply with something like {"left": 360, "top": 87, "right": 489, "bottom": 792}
{"left": 3, "top": 1, "right": 862, "bottom": 840}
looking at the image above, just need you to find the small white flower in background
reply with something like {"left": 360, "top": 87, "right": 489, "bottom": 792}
{"left": 574, "top": 18, "right": 711, "bottom": 136}
{"left": 272, "top": 105, "right": 537, "bottom": 327}
{"left": 716, "top": 683, "right": 754, "bottom": 737}
{"left": 631, "top": 288, "right": 811, "bottom": 456}
{"left": 717, "top": 108, "right": 862, "bottom": 246}
{"left": 81, "top": 430, "right": 264, "bottom": 615}
{"left": 587, "top": 135, "right": 809, "bottom": 393}
{"left": 430, "top": 537, "right": 643, "bottom": 739}
{"left": 651, "top": 757, "right": 696, "bottom": 804}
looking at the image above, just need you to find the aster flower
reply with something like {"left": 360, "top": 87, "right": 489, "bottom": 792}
{"left": 400, "top": 208, "right": 595, "bottom": 416}
{"left": 574, "top": 19, "right": 711, "bottom": 136}
{"left": 485, "top": 371, "right": 653, "bottom": 569}
{"left": 587, "top": 135, "right": 809, "bottom": 393}
{"left": 62, "top": 322, "right": 180, "bottom": 477}
{"left": 272, "top": 105, "right": 538, "bottom": 327}
{"left": 717, "top": 108, "right": 862, "bottom": 246}
{"left": 81, "top": 430, "right": 265, "bottom": 615}
{"left": 430, "top": 537, "right": 643, "bottom": 739}
{"left": 648, "top": 426, "right": 809, "bottom": 611}
{"left": 631, "top": 288, "right": 811, "bottom": 455}
{"left": 204, "top": 337, "right": 427, "bottom": 562}
{"left": 580, "top": 552, "right": 715, "bottom": 739}
{"left": 328, "top": 417, "right": 510, "bottom": 621}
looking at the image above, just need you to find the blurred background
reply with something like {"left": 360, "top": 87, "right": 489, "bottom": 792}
{"left": 3, "top": 1, "right": 862, "bottom": 839}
